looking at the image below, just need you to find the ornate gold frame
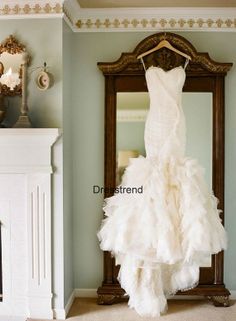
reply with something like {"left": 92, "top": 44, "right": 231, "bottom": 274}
{"left": 0, "top": 35, "right": 30, "bottom": 96}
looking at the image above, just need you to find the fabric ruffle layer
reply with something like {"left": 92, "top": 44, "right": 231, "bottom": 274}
{"left": 97, "top": 156, "right": 227, "bottom": 317}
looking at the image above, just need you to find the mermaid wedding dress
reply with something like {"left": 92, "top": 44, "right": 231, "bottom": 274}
{"left": 97, "top": 65, "right": 227, "bottom": 317}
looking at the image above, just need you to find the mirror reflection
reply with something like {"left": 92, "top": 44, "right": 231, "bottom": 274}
{"left": 0, "top": 35, "right": 27, "bottom": 95}
{"left": 0, "top": 52, "right": 23, "bottom": 91}
{"left": 0, "top": 52, "right": 24, "bottom": 74}
{"left": 0, "top": 35, "right": 30, "bottom": 127}
{"left": 116, "top": 92, "right": 212, "bottom": 267}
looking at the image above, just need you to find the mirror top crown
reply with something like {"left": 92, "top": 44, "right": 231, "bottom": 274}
{"left": 0, "top": 35, "right": 26, "bottom": 55}
{"left": 98, "top": 32, "right": 232, "bottom": 75}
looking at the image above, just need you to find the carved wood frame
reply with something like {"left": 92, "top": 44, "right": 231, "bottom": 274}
{"left": 0, "top": 35, "right": 30, "bottom": 97}
{"left": 97, "top": 32, "right": 232, "bottom": 306}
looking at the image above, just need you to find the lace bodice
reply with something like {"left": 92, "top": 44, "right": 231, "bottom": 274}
{"left": 144, "top": 66, "right": 186, "bottom": 159}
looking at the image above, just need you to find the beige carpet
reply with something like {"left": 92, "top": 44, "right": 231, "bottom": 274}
{"left": 63, "top": 298, "right": 236, "bottom": 321}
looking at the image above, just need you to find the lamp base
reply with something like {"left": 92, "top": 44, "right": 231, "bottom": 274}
{"left": 13, "top": 115, "right": 32, "bottom": 128}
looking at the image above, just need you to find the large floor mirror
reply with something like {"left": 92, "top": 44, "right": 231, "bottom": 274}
{"left": 97, "top": 32, "right": 232, "bottom": 307}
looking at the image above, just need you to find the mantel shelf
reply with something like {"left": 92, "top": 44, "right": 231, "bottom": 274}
{"left": 0, "top": 128, "right": 61, "bottom": 174}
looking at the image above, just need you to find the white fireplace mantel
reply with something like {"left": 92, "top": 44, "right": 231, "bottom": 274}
{"left": 0, "top": 129, "right": 60, "bottom": 174}
{"left": 0, "top": 128, "right": 60, "bottom": 320}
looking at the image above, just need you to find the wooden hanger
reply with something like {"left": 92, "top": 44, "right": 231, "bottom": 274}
{"left": 137, "top": 39, "right": 192, "bottom": 61}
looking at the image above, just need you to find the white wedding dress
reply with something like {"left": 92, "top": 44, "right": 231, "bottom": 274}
{"left": 97, "top": 65, "right": 227, "bottom": 317}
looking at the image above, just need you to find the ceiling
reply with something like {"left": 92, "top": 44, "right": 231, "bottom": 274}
{"left": 77, "top": 0, "right": 236, "bottom": 8}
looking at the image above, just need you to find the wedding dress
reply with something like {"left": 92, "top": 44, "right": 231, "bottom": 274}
{"left": 97, "top": 64, "right": 227, "bottom": 317}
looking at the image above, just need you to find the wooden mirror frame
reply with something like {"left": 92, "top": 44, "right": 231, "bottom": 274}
{"left": 97, "top": 32, "right": 232, "bottom": 307}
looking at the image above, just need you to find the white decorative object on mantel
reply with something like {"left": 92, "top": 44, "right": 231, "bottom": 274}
{"left": 0, "top": 128, "right": 60, "bottom": 320}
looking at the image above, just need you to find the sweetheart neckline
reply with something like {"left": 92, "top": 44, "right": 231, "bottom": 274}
{"left": 145, "top": 65, "right": 185, "bottom": 74}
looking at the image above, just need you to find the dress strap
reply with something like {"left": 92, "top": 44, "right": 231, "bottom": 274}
{"left": 184, "top": 58, "right": 189, "bottom": 70}
{"left": 141, "top": 57, "right": 147, "bottom": 72}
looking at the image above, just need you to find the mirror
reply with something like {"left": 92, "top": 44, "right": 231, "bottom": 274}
{"left": 0, "top": 35, "right": 30, "bottom": 127}
{"left": 116, "top": 91, "right": 212, "bottom": 267}
{"left": 97, "top": 32, "right": 232, "bottom": 304}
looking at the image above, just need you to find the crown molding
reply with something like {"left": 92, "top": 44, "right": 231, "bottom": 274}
{"left": 1, "top": 2, "right": 236, "bottom": 33}
{"left": 67, "top": 7, "right": 236, "bottom": 32}
{"left": 0, "top": 0, "right": 63, "bottom": 19}
{"left": 63, "top": 0, "right": 79, "bottom": 30}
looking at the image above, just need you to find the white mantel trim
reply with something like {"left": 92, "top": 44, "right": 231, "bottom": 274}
{"left": 0, "top": 128, "right": 61, "bottom": 145}
{"left": 0, "top": 166, "right": 53, "bottom": 174}
{"left": 0, "top": 129, "right": 61, "bottom": 173}
{"left": 0, "top": 128, "right": 60, "bottom": 135}
{"left": 0, "top": 128, "right": 60, "bottom": 320}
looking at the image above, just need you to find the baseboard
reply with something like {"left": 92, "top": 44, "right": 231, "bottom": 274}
{"left": 65, "top": 290, "right": 76, "bottom": 316}
{"left": 230, "top": 290, "right": 236, "bottom": 299}
{"left": 74, "top": 288, "right": 236, "bottom": 300}
{"left": 53, "top": 290, "right": 75, "bottom": 320}
{"left": 53, "top": 307, "right": 66, "bottom": 320}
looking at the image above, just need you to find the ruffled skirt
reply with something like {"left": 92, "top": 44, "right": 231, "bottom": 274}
{"left": 97, "top": 156, "right": 227, "bottom": 317}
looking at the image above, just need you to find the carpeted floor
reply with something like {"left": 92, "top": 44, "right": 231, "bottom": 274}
{"left": 63, "top": 297, "right": 236, "bottom": 321}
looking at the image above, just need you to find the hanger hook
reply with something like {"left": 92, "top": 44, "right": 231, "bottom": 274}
{"left": 164, "top": 32, "right": 166, "bottom": 40}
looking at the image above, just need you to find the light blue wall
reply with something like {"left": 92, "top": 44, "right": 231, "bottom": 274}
{"left": 72, "top": 31, "right": 236, "bottom": 291}
{"left": 183, "top": 93, "right": 213, "bottom": 188}
{"left": 63, "top": 20, "right": 74, "bottom": 305}
{"left": 117, "top": 122, "right": 146, "bottom": 156}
